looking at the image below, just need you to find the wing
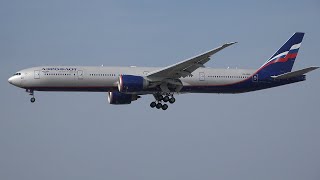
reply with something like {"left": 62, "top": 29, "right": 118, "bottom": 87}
{"left": 147, "top": 42, "right": 237, "bottom": 81}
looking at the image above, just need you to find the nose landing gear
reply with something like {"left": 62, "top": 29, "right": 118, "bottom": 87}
{"left": 26, "top": 89, "right": 36, "bottom": 103}
{"left": 150, "top": 93, "right": 175, "bottom": 110}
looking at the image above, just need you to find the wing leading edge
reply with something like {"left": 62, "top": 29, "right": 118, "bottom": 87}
{"left": 147, "top": 42, "right": 237, "bottom": 81}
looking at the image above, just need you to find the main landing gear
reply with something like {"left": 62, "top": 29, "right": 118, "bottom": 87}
{"left": 26, "top": 89, "right": 36, "bottom": 103}
{"left": 150, "top": 93, "right": 176, "bottom": 110}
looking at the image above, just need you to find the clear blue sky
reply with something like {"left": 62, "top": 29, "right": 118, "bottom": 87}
{"left": 1, "top": 1, "right": 320, "bottom": 180}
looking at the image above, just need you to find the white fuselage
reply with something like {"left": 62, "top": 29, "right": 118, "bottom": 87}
{"left": 9, "top": 66, "right": 256, "bottom": 93}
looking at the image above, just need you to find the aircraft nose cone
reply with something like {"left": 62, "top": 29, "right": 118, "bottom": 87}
{"left": 8, "top": 76, "right": 20, "bottom": 86}
{"left": 8, "top": 77, "right": 13, "bottom": 84}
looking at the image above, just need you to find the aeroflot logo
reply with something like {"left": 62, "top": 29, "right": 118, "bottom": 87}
{"left": 42, "top": 68, "right": 77, "bottom": 71}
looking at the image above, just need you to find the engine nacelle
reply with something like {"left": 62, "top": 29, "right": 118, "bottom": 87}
{"left": 107, "top": 92, "right": 139, "bottom": 105}
{"left": 118, "top": 75, "right": 149, "bottom": 93}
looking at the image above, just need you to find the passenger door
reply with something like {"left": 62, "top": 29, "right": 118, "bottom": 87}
{"left": 252, "top": 74, "right": 258, "bottom": 82}
{"left": 34, "top": 70, "right": 40, "bottom": 79}
{"left": 199, "top": 72, "right": 205, "bottom": 81}
{"left": 77, "top": 70, "right": 84, "bottom": 80}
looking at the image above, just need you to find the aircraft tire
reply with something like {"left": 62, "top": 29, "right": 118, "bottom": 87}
{"left": 157, "top": 95, "right": 164, "bottom": 101}
{"left": 162, "top": 104, "right": 168, "bottom": 110}
{"left": 169, "top": 97, "right": 175, "bottom": 104}
{"left": 156, "top": 103, "right": 162, "bottom": 109}
{"left": 163, "top": 96, "right": 169, "bottom": 102}
{"left": 150, "top": 102, "right": 156, "bottom": 108}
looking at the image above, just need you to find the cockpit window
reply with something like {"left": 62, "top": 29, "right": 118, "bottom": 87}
{"left": 13, "top": 73, "right": 21, "bottom": 76}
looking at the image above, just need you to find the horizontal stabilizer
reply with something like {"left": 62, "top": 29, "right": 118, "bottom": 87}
{"left": 271, "top": 66, "right": 319, "bottom": 80}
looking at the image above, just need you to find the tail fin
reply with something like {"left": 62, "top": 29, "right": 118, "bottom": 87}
{"left": 257, "top": 32, "right": 304, "bottom": 78}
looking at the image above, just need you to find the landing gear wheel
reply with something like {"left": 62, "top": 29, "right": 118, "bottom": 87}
{"left": 157, "top": 95, "right": 164, "bottom": 101}
{"left": 162, "top": 104, "right": 168, "bottom": 110}
{"left": 169, "top": 97, "right": 176, "bottom": 104}
{"left": 156, "top": 103, "right": 162, "bottom": 109}
{"left": 30, "top": 97, "right": 36, "bottom": 103}
{"left": 150, "top": 102, "right": 156, "bottom": 108}
{"left": 163, "top": 96, "right": 169, "bottom": 102}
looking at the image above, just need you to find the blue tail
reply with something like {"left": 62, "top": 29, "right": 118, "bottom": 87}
{"left": 257, "top": 32, "right": 304, "bottom": 79}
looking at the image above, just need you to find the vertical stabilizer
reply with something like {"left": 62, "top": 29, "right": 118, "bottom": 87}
{"left": 257, "top": 32, "right": 304, "bottom": 78}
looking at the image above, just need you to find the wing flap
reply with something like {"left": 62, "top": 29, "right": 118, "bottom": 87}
{"left": 271, "top": 66, "right": 319, "bottom": 79}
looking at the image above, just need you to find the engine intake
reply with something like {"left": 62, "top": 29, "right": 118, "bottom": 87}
{"left": 108, "top": 92, "right": 140, "bottom": 105}
{"left": 118, "top": 75, "right": 149, "bottom": 93}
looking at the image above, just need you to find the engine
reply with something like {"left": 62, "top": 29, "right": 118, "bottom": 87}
{"left": 118, "top": 75, "right": 149, "bottom": 93}
{"left": 108, "top": 92, "right": 140, "bottom": 105}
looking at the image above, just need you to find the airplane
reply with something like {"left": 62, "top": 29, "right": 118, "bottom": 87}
{"left": 8, "top": 32, "right": 318, "bottom": 110}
